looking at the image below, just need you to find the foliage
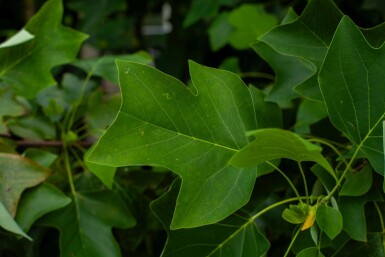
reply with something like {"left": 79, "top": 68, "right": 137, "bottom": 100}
{"left": 0, "top": 0, "right": 385, "bottom": 256}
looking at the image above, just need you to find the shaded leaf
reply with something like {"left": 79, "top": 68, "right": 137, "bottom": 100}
{"left": 72, "top": 51, "right": 153, "bottom": 84}
{"left": 85, "top": 147, "right": 116, "bottom": 189}
{"left": 297, "top": 247, "right": 325, "bottom": 257}
{"left": 0, "top": 87, "right": 25, "bottom": 133}
{"left": 89, "top": 60, "right": 258, "bottom": 229}
{"left": 0, "top": 201, "right": 31, "bottom": 241}
{"left": 8, "top": 116, "right": 56, "bottom": 140}
{"left": 333, "top": 232, "right": 385, "bottom": 257}
{"left": 316, "top": 205, "right": 343, "bottom": 239}
{"left": 151, "top": 179, "right": 270, "bottom": 257}
{"left": 0, "top": 0, "right": 88, "bottom": 98}
{"left": 23, "top": 148, "right": 57, "bottom": 168}
{"left": 0, "top": 153, "right": 50, "bottom": 216}
{"left": 319, "top": 16, "right": 385, "bottom": 174}
{"left": 294, "top": 99, "right": 328, "bottom": 134}
{"left": 15, "top": 183, "right": 71, "bottom": 231}
{"left": 339, "top": 188, "right": 383, "bottom": 241}
{"left": 40, "top": 190, "right": 135, "bottom": 257}
{"left": 208, "top": 12, "right": 233, "bottom": 51}
{"left": 230, "top": 128, "right": 335, "bottom": 178}
{"left": 86, "top": 90, "right": 121, "bottom": 137}
{"left": 340, "top": 166, "right": 373, "bottom": 196}
{"left": 228, "top": 4, "right": 278, "bottom": 50}
{"left": 256, "top": 0, "right": 343, "bottom": 101}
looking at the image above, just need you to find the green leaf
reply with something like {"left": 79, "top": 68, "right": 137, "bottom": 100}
{"left": 251, "top": 41, "right": 315, "bottom": 102}
{"left": 282, "top": 204, "right": 308, "bottom": 224}
{"left": 72, "top": 51, "right": 153, "bottom": 84}
{"left": 0, "top": 201, "right": 31, "bottom": 241}
{"left": 86, "top": 90, "right": 121, "bottom": 138}
{"left": 338, "top": 188, "right": 383, "bottom": 241}
{"left": 256, "top": 0, "right": 343, "bottom": 101}
{"left": 208, "top": 12, "right": 233, "bottom": 51}
{"left": 333, "top": 232, "right": 385, "bottom": 257}
{"left": 8, "top": 116, "right": 56, "bottom": 140}
{"left": 228, "top": 4, "right": 278, "bottom": 50}
{"left": 183, "top": 0, "right": 235, "bottom": 27}
{"left": 85, "top": 147, "right": 116, "bottom": 189}
{"left": 0, "top": 0, "right": 88, "bottom": 98}
{"left": 0, "top": 87, "right": 25, "bottom": 133}
{"left": 339, "top": 166, "right": 373, "bottom": 196}
{"left": 89, "top": 60, "right": 258, "bottom": 229}
{"left": 15, "top": 183, "right": 71, "bottom": 231}
{"left": 230, "top": 128, "right": 335, "bottom": 179}
{"left": 294, "top": 99, "right": 328, "bottom": 134}
{"left": 319, "top": 16, "right": 385, "bottom": 174}
{"left": 23, "top": 148, "right": 57, "bottom": 168}
{"left": 151, "top": 179, "right": 270, "bottom": 257}
{"left": 0, "top": 29, "right": 34, "bottom": 48}
{"left": 316, "top": 205, "right": 343, "bottom": 239}
{"left": 0, "top": 153, "right": 51, "bottom": 216}
{"left": 296, "top": 247, "right": 325, "bottom": 257}
{"left": 40, "top": 190, "right": 135, "bottom": 257}
{"left": 250, "top": 87, "right": 282, "bottom": 129}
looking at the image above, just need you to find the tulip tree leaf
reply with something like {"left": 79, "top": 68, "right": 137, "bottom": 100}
{"left": 230, "top": 128, "right": 335, "bottom": 179}
{"left": 319, "top": 17, "right": 385, "bottom": 174}
{"left": 15, "top": 183, "right": 71, "bottom": 231}
{"left": 89, "top": 60, "right": 259, "bottom": 229}
{"left": 0, "top": 87, "right": 25, "bottom": 133}
{"left": 0, "top": 0, "right": 88, "bottom": 98}
{"left": 0, "top": 29, "right": 34, "bottom": 48}
{"left": 255, "top": 0, "right": 343, "bottom": 101}
{"left": 0, "top": 153, "right": 51, "bottom": 216}
{"left": 151, "top": 179, "right": 270, "bottom": 257}
{"left": 39, "top": 190, "right": 135, "bottom": 257}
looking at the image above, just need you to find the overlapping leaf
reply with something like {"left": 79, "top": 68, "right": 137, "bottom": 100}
{"left": 40, "top": 191, "right": 135, "bottom": 257}
{"left": 0, "top": 0, "right": 87, "bottom": 98}
{"left": 151, "top": 179, "right": 270, "bottom": 257}
{"left": 89, "top": 60, "right": 258, "bottom": 229}
{"left": 254, "top": 0, "right": 343, "bottom": 102}
{"left": 230, "top": 128, "right": 335, "bottom": 178}
{"left": 0, "top": 153, "right": 51, "bottom": 216}
{"left": 319, "top": 16, "right": 385, "bottom": 174}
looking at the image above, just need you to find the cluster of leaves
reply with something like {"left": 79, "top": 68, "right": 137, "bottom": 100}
{"left": 0, "top": 0, "right": 384, "bottom": 256}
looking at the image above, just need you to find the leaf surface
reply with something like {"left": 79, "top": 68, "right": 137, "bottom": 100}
{"left": 151, "top": 179, "right": 270, "bottom": 257}
{"left": 15, "top": 183, "right": 71, "bottom": 231}
{"left": 0, "top": 0, "right": 87, "bottom": 98}
{"left": 0, "top": 153, "right": 50, "bottom": 216}
{"left": 316, "top": 205, "right": 343, "bottom": 239}
{"left": 319, "top": 16, "right": 385, "bottom": 174}
{"left": 0, "top": 201, "right": 31, "bottom": 240}
{"left": 40, "top": 190, "right": 135, "bottom": 257}
{"left": 255, "top": 0, "right": 343, "bottom": 101}
{"left": 89, "top": 60, "right": 258, "bottom": 229}
{"left": 230, "top": 128, "right": 334, "bottom": 178}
